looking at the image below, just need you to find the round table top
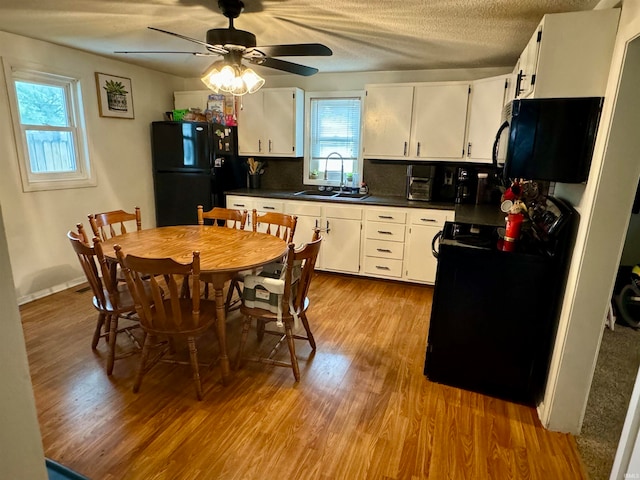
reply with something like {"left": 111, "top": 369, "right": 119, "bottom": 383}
{"left": 101, "top": 225, "right": 288, "bottom": 274}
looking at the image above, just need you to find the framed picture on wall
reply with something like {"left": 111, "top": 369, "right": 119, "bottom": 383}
{"left": 95, "top": 72, "right": 134, "bottom": 119}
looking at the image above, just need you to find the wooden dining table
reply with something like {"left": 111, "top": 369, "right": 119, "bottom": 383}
{"left": 101, "top": 225, "right": 288, "bottom": 384}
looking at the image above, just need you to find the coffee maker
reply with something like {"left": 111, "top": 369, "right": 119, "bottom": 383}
{"left": 455, "top": 167, "right": 476, "bottom": 204}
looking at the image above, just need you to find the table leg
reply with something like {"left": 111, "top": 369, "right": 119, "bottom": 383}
{"left": 212, "top": 281, "right": 231, "bottom": 385}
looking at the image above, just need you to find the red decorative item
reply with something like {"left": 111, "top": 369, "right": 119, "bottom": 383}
{"left": 504, "top": 213, "right": 524, "bottom": 243}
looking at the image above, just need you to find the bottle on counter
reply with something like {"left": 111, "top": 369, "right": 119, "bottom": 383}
{"left": 475, "top": 172, "right": 491, "bottom": 205}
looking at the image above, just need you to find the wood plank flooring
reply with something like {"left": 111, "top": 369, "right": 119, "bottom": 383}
{"left": 20, "top": 273, "right": 588, "bottom": 479}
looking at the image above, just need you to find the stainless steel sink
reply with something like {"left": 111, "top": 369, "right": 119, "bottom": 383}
{"left": 293, "top": 189, "right": 336, "bottom": 197}
{"left": 332, "top": 192, "right": 370, "bottom": 199}
{"left": 293, "top": 189, "right": 369, "bottom": 200}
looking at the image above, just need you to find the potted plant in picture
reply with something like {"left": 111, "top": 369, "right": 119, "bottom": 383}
{"left": 309, "top": 169, "right": 319, "bottom": 180}
{"left": 103, "top": 80, "right": 129, "bottom": 112}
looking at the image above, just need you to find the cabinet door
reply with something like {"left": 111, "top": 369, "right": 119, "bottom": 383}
{"left": 321, "top": 206, "right": 362, "bottom": 274}
{"left": 285, "top": 202, "right": 322, "bottom": 246}
{"left": 411, "top": 83, "right": 469, "bottom": 160}
{"left": 405, "top": 224, "right": 441, "bottom": 284}
{"left": 264, "top": 89, "right": 296, "bottom": 156}
{"left": 466, "top": 75, "right": 509, "bottom": 163}
{"left": 238, "top": 91, "right": 265, "bottom": 155}
{"left": 321, "top": 217, "right": 361, "bottom": 273}
{"left": 515, "top": 26, "right": 542, "bottom": 99}
{"left": 363, "top": 85, "right": 414, "bottom": 158}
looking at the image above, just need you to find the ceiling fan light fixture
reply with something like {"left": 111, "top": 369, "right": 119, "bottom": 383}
{"left": 242, "top": 67, "right": 265, "bottom": 94}
{"left": 201, "top": 61, "right": 264, "bottom": 96}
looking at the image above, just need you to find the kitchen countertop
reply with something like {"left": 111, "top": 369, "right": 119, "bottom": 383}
{"left": 224, "top": 188, "right": 456, "bottom": 211}
{"left": 224, "top": 188, "right": 506, "bottom": 227}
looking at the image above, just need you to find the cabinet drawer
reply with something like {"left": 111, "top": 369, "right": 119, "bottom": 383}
{"left": 364, "top": 239, "right": 404, "bottom": 260}
{"left": 363, "top": 256, "right": 403, "bottom": 278}
{"left": 226, "top": 196, "right": 252, "bottom": 210}
{"left": 366, "top": 208, "right": 406, "bottom": 224}
{"left": 285, "top": 202, "right": 322, "bottom": 217}
{"left": 366, "top": 221, "right": 406, "bottom": 242}
{"left": 409, "top": 209, "right": 452, "bottom": 226}
{"left": 255, "top": 199, "right": 284, "bottom": 213}
{"left": 325, "top": 205, "right": 362, "bottom": 220}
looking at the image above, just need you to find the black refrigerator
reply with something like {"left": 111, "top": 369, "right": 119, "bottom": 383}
{"left": 151, "top": 121, "right": 246, "bottom": 226}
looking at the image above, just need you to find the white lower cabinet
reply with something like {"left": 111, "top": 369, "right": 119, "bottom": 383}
{"left": 227, "top": 194, "right": 453, "bottom": 284}
{"left": 363, "top": 208, "right": 406, "bottom": 279}
{"left": 320, "top": 205, "right": 362, "bottom": 274}
{"left": 404, "top": 209, "right": 453, "bottom": 284}
{"left": 284, "top": 201, "right": 361, "bottom": 274}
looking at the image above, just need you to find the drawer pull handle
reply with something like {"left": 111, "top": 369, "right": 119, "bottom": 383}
{"left": 376, "top": 248, "right": 392, "bottom": 253}
{"left": 234, "top": 204, "right": 245, "bottom": 208}
{"left": 378, "top": 215, "right": 394, "bottom": 219}
{"left": 262, "top": 206, "right": 275, "bottom": 210}
{"left": 375, "top": 265, "right": 391, "bottom": 271}
{"left": 378, "top": 230, "right": 393, "bottom": 235}
{"left": 420, "top": 218, "right": 437, "bottom": 223}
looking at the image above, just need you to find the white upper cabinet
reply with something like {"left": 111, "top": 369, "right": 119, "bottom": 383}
{"left": 363, "top": 82, "right": 470, "bottom": 161}
{"left": 465, "top": 74, "right": 509, "bottom": 163}
{"left": 513, "top": 8, "right": 620, "bottom": 100}
{"left": 362, "top": 85, "right": 414, "bottom": 158}
{"left": 411, "top": 83, "right": 469, "bottom": 160}
{"left": 238, "top": 87, "right": 304, "bottom": 157}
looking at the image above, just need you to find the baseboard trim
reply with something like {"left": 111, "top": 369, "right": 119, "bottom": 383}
{"left": 17, "top": 277, "right": 86, "bottom": 306}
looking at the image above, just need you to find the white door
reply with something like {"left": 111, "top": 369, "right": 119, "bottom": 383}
{"left": 264, "top": 89, "right": 295, "bottom": 156}
{"left": 466, "top": 75, "right": 509, "bottom": 163}
{"left": 411, "top": 83, "right": 469, "bottom": 160}
{"left": 405, "top": 224, "right": 441, "bottom": 284}
{"left": 362, "top": 85, "right": 414, "bottom": 158}
{"left": 321, "top": 217, "right": 361, "bottom": 273}
{"left": 238, "top": 91, "right": 265, "bottom": 155}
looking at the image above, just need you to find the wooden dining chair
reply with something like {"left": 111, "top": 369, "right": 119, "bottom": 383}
{"left": 235, "top": 231, "right": 322, "bottom": 381}
{"left": 67, "top": 225, "right": 141, "bottom": 375}
{"left": 89, "top": 207, "right": 142, "bottom": 241}
{"left": 197, "top": 205, "right": 248, "bottom": 299}
{"left": 115, "top": 245, "right": 218, "bottom": 400}
{"left": 252, "top": 209, "right": 297, "bottom": 242}
{"left": 197, "top": 205, "right": 248, "bottom": 229}
{"left": 225, "top": 210, "right": 298, "bottom": 313}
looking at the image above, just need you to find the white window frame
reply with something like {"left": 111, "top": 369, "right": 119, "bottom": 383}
{"left": 3, "top": 58, "right": 95, "bottom": 192}
{"left": 303, "top": 90, "right": 364, "bottom": 187}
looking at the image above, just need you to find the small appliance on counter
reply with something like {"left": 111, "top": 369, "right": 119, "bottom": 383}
{"left": 406, "top": 164, "right": 436, "bottom": 201}
{"left": 455, "top": 167, "right": 476, "bottom": 204}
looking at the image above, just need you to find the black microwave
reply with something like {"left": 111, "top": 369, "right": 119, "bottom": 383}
{"left": 493, "top": 97, "right": 603, "bottom": 183}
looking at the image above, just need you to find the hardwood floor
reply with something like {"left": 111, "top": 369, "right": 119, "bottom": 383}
{"left": 20, "top": 273, "right": 587, "bottom": 479}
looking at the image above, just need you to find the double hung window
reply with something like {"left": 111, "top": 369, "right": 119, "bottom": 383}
{"left": 4, "top": 60, "right": 93, "bottom": 191}
{"left": 304, "top": 91, "right": 364, "bottom": 187}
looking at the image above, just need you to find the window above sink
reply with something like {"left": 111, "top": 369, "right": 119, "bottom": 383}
{"left": 303, "top": 91, "right": 365, "bottom": 189}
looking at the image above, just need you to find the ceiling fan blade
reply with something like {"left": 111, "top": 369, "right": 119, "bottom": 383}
{"left": 114, "top": 50, "right": 218, "bottom": 56}
{"left": 251, "top": 57, "right": 319, "bottom": 76}
{"left": 249, "top": 43, "right": 332, "bottom": 58}
{"left": 148, "top": 27, "right": 228, "bottom": 55}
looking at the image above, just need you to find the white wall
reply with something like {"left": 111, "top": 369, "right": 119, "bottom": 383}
{"left": 541, "top": 0, "right": 640, "bottom": 433}
{"left": 0, "top": 31, "right": 186, "bottom": 303}
{"left": 0, "top": 205, "right": 47, "bottom": 479}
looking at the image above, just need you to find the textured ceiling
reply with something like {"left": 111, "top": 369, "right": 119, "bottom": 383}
{"left": 0, "top": 0, "right": 601, "bottom": 78}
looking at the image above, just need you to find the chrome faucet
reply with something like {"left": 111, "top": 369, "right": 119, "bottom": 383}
{"left": 324, "top": 152, "right": 345, "bottom": 190}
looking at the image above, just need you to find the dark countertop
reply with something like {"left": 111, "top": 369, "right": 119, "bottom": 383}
{"left": 224, "top": 188, "right": 456, "bottom": 211}
{"left": 224, "top": 188, "right": 505, "bottom": 227}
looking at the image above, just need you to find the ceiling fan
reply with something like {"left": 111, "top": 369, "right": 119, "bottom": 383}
{"left": 115, "top": 0, "right": 333, "bottom": 77}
